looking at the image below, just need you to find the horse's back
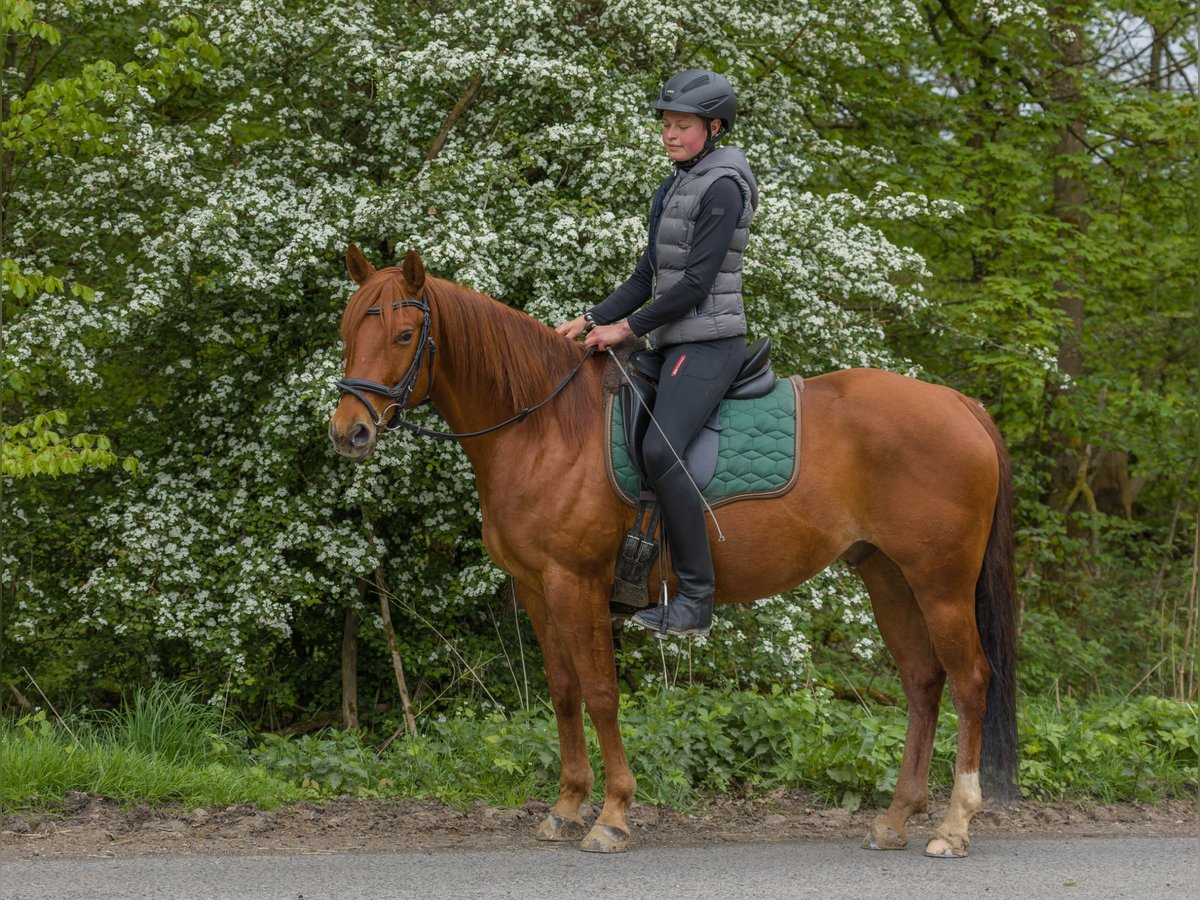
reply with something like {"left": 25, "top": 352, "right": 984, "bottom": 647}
{"left": 797, "top": 367, "right": 1000, "bottom": 534}
{"left": 801, "top": 368, "right": 996, "bottom": 465}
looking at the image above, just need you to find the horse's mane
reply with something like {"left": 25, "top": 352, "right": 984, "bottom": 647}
{"left": 341, "top": 268, "right": 600, "bottom": 444}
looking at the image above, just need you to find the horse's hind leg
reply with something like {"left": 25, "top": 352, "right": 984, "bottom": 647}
{"left": 514, "top": 581, "right": 595, "bottom": 842}
{"left": 904, "top": 564, "right": 992, "bottom": 858}
{"left": 857, "top": 551, "right": 945, "bottom": 851}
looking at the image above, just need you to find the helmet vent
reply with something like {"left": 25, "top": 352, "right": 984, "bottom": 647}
{"left": 681, "top": 74, "right": 711, "bottom": 93}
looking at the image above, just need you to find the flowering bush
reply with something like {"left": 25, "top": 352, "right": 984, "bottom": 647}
{"left": 3, "top": 0, "right": 1017, "bottom": 715}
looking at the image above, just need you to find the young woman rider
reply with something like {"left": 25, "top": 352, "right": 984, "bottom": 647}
{"left": 557, "top": 70, "right": 758, "bottom": 638}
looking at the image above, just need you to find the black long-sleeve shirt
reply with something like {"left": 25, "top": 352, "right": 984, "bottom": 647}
{"left": 589, "top": 176, "right": 744, "bottom": 337}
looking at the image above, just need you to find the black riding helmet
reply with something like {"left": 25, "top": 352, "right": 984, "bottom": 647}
{"left": 653, "top": 69, "right": 737, "bottom": 133}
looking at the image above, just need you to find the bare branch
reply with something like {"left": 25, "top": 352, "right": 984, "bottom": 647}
{"left": 422, "top": 74, "right": 485, "bottom": 165}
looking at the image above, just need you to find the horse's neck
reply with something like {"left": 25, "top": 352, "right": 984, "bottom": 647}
{"left": 425, "top": 283, "right": 595, "bottom": 467}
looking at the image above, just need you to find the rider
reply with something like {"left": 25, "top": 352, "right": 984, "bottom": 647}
{"left": 557, "top": 69, "right": 758, "bottom": 638}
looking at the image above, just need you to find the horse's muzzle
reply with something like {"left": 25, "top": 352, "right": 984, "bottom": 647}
{"left": 328, "top": 418, "right": 376, "bottom": 460}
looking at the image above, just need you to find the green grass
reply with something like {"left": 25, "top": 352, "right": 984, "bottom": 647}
{"left": 2, "top": 730, "right": 288, "bottom": 808}
{"left": 1, "top": 683, "right": 295, "bottom": 811}
{"left": 94, "top": 681, "right": 233, "bottom": 767}
{"left": 3, "top": 684, "right": 1195, "bottom": 814}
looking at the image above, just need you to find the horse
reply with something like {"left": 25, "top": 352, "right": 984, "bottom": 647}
{"left": 328, "top": 245, "right": 1019, "bottom": 857}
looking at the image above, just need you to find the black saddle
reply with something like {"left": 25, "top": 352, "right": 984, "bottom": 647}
{"left": 619, "top": 336, "right": 777, "bottom": 492}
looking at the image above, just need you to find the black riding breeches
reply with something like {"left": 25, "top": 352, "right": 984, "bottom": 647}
{"left": 641, "top": 336, "right": 746, "bottom": 484}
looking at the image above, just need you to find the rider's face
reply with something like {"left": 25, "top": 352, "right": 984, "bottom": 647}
{"left": 661, "top": 111, "right": 716, "bottom": 163}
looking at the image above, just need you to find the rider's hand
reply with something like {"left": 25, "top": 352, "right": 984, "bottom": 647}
{"left": 555, "top": 316, "right": 589, "bottom": 340}
{"left": 585, "top": 320, "right": 635, "bottom": 352}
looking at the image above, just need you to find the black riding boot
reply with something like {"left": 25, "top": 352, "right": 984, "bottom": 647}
{"left": 631, "top": 461, "right": 714, "bottom": 638}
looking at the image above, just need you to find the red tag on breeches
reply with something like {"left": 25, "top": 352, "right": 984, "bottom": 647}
{"left": 671, "top": 355, "right": 687, "bottom": 376}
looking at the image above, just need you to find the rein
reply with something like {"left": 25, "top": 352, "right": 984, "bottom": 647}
{"left": 335, "top": 292, "right": 596, "bottom": 442}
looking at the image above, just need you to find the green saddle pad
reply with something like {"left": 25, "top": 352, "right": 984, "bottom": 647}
{"left": 605, "top": 376, "right": 802, "bottom": 509}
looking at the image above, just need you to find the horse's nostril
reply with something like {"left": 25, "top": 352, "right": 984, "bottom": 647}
{"left": 350, "top": 422, "right": 372, "bottom": 447}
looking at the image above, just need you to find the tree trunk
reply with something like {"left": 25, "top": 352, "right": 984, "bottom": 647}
{"left": 377, "top": 568, "right": 417, "bottom": 737}
{"left": 361, "top": 517, "right": 417, "bottom": 736}
{"left": 1148, "top": 22, "right": 1163, "bottom": 92}
{"left": 1048, "top": 7, "right": 1088, "bottom": 380}
{"left": 340, "top": 602, "right": 361, "bottom": 730}
{"left": 1044, "top": 6, "right": 1136, "bottom": 523}
{"left": 1045, "top": 5, "right": 1091, "bottom": 514}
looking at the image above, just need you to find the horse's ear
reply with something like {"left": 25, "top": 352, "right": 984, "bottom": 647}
{"left": 401, "top": 249, "right": 426, "bottom": 292}
{"left": 345, "top": 244, "right": 376, "bottom": 285}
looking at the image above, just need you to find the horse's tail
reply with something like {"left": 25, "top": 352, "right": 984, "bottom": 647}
{"left": 962, "top": 397, "right": 1020, "bottom": 802}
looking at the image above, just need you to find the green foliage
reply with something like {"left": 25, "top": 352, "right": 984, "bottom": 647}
{"left": 1016, "top": 511, "right": 1195, "bottom": 698}
{"left": 0, "top": 409, "right": 133, "bottom": 478}
{"left": 94, "top": 681, "right": 232, "bottom": 767}
{"left": 0, "top": 2, "right": 207, "bottom": 481}
{"left": 0, "top": 0, "right": 1194, "bottom": 726}
{"left": 0, "top": 0, "right": 940, "bottom": 716}
{"left": 1, "top": 259, "right": 95, "bottom": 308}
{"left": 253, "top": 730, "right": 372, "bottom": 797}
{"left": 1019, "top": 695, "right": 1199, "bottom": 801}
{"left": 608, "top": 688, "right": 945, "bottom": 811}
{"left": 368, "top": 689, "right": 1196, "bottom": 809}
{"left": 0, "top": 0, "right": 58, "bottom": 42}
{"left": 819, "top": 0, "right": 1197, "bottom": 594}
{"left": 1020, "top": 606, "right": 1114, "bottom": 696}
{"left": 4, "top": 687, "right": 1195, "bottom": 812}
{"left": 378, "top": 707, "right": 561, "bottom": 806}
{"left": 0, "top": 10, "right": 214, "bottom": 158}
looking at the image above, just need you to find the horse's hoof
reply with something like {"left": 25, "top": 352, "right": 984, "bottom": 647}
{"left": 863, "top": 822, "right": 907, "bottom": 850}
{"left": 924, "top": 835, "right": 969, "bottom": 858}
{"left": 536, "top": 813, "right": 587, "bottom": 842}
{"left": 579, "top": 823, "right": 630, "bottom": 853}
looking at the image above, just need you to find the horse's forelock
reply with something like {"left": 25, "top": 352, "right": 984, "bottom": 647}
{"left": 340, "top": 268, "right": 409, "bottom": 361}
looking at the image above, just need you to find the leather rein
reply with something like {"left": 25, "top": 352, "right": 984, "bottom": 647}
{"left": 335, "top": 292, "right": 596, "bottom": 442}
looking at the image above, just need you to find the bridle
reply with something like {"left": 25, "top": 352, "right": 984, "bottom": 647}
{"left": 334, "top": 291, "right": 595, "bottom": 442}
{"left": 335, "top": 293, "right": 438, "bottom": 432}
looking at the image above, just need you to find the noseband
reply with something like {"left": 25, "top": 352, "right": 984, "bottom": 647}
{"left": 335, "top": 293, "right": 437, "bottom": 432}
{"left": 335, "top": 292, "right": 596, "bottom": 442}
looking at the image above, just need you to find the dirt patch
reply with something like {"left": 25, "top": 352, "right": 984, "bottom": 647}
{"left": 1, "top": 792, "right": 1194, "bottom": 861}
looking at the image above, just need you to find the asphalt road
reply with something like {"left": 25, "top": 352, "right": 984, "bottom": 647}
{"left": 1, "top": 836, "right": 1196, "bottom": 899}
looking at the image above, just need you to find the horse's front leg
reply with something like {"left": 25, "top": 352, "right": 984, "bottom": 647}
{"left": 542, "top": 569, "right": 636, "bottom": 853}
{"left": 514, "top": 581, "right": 595, "bottom": 841}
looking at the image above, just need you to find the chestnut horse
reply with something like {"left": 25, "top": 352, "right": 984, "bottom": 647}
{"left": 329, "top": 246, "right": 1018, "bottom": 857}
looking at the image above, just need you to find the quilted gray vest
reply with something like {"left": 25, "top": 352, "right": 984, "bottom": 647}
{"left": 650, "top": 146, "right": 758, "bottom": 348}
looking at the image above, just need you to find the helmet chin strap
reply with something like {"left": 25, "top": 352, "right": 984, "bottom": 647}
{"left": 676, "top": 122, "right": 728, "bottom": 170}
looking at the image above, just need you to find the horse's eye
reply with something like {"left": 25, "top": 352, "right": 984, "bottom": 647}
{"left": 397, "top": 330, "right": 415, "bottom": 345}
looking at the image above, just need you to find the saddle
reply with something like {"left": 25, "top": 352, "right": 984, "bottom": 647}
{"left": 618, "top": 336, "right": 777, "bottom": 490}
{"left": 611, "top": 337, "right": 778, "bottom": 616}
